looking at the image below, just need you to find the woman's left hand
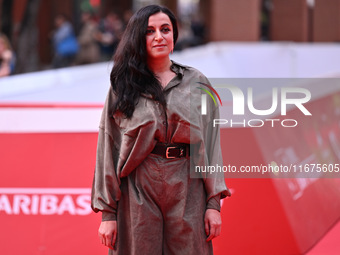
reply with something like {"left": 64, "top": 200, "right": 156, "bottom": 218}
{"left": 204, "top": 209, "right": 222, "bottom": 242}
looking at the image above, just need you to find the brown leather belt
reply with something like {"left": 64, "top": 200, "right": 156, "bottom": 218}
{"left": 151, "top": 143, "right": 190, "bottom": 158}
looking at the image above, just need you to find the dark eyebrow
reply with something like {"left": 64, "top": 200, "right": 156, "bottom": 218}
{"left": 147, "top": 23, "right": 171, "bottom": 28}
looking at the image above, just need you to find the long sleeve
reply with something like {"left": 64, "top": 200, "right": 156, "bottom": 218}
{"left": 206, "top": 194, "right": 221, "bottom": 211}
{"left": 91, "top": 89, "right": 122, "bottom": 221}
{"left": 197, "top": 76, "right": 231, "bottom": 202}
{"left": 91, "top": 128, "right": 121, "bottom": 221}
{"left": 203, "top": 104, "right": 231, "bottom": 201}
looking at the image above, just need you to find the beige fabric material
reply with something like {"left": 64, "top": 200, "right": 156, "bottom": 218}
{"left": 91, "top": 61, "right": 231, "bottom": 254}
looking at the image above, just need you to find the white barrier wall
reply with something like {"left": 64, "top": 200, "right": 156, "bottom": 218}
{"left": 1, "top": 42, "right": 340, "bottom": 105}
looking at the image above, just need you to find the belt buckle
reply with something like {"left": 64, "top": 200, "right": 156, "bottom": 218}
{"left": 165, "top": 146, "right": 176, "bottom": 159}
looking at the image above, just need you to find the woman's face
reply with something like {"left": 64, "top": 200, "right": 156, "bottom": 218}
{"left": 146, "top": 12, "right": 174, "bottom": 60}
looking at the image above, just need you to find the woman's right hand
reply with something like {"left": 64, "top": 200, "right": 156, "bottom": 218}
{"left": 98, "top": 220, "right": 117, "bottom": 250}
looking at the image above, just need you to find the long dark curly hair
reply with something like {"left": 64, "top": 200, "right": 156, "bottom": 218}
{"left": 109, "top": 5, "right": 178, "bottom": 118}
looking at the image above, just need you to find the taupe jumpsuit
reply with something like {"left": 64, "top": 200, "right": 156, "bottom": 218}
{"left": 91, "top": 61, "right": 231, "bottom": 255}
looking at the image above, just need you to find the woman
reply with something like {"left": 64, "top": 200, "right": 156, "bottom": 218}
{"left": 91, "top": 5, "right": 231, "bottom": 255}
{"left": 0, "top": 33, "right": 15, "bottom": 77}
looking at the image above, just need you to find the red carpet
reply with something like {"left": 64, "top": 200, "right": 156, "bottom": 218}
{"left": 306, "top": 219, "right": 340, "bottom": 255}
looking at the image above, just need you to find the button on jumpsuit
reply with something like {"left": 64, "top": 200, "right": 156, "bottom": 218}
{"left": 91, "top": 61, "right": 231, "bottom": 255}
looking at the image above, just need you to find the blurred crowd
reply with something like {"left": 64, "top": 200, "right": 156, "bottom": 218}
{"left": 0, "top": 9, "right": 206, "bottom": 77}
{"left": 51, "top": 11, "right": 127, "bottom": 69}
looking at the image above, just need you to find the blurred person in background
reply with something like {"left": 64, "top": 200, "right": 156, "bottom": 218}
{"left": 0, "top": 33, "right": 15, "bottom": 77}
{"left": 75, "top": 11, "right": 100, "bottom": 65}
{"left": 122, "top": 9, "right": 133, "bottom": 30}
{"left": 174, "top": 19, "right": 195, "bottom": 51}
{"left": 190, "top": 14, "right": 206, "bottom": 46}
{"left": 95, "top": 12, "right": 124, "bottom": 60}
{"left": 52, "top": 14, "right": 79, "bottom": 68}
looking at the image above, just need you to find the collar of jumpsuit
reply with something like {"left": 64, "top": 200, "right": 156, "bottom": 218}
{"left": 140, "top": 60, "right": 184, "bottom": 100}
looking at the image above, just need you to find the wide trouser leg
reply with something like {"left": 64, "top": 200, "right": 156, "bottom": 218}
{"left": 110, "top": 162, "right": 164, "bottom": 255}
{"left": 159, "top": 156, "right": 213, "bottom": 255}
